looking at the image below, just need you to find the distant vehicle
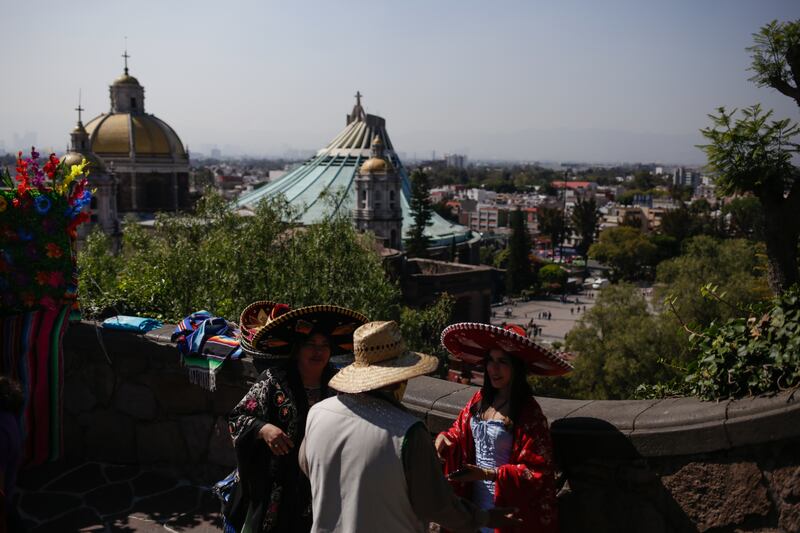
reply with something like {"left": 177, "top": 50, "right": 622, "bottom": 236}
{"left": 592, "top": 278, "right": 610, "bottom": 290}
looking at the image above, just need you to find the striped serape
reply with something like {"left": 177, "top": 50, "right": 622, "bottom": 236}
{"left": 172, "top": 311, "right": 242, "bottom": 391}
{"left": 0, "top": 305, "right": 70, "bottom": 465}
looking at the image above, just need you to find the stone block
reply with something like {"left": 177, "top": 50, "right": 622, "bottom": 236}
{"left": 136, "top": 421, "right": 189, "bottom": 465}
{"left": 62, "top": 413, "right": 85, "bottom": 463}
{"left": 140, "top": 373, "right": 210, "bottom": 414}
{"left": 180, "top": 414, "right": 215, "bottom": 463}
{"left": 207, "top": 416, "right": 236, "bottom": 468}
{"left": 84, "top": 410, "right": 137, "bottom": 463}
{"left": 143, "top": 324, "right": 175, "bottom": 345}
{"left": 725, "top": 390, "right": 800, "bottom": 448}
{"left": 536, "top": 396, "right": 594, "bottom": 423}
{"left": 768, "top": 464, "right": 800, "bottom": 533}
{"left": 64, "top": 380, "right": 98, "bottom": 415}
{"left": 631, "top": 396, "right": 731, "bottom": 456}
{"left": 662, "top": 461, "right": 771, "bottom": 531}
{"left": 48, "top": 462, "right": 107, "bottom": 494}
{"left": 85, "top": 481, "right": 133, "bottom": 516}
{"left": 84, "top": 359, "right": 116, "bottom": 406}
{"left": 115, "top": 382, "right": 158, "bottom": 420}
{"left": 212, "top": 384, "right": 248, "bottom": 415}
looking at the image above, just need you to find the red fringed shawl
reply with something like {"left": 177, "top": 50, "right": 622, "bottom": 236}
{"left": 438, "top": 391, "right": 558, "bottom": 533}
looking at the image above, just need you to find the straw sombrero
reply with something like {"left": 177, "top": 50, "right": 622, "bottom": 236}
{"left": 251, "top": 304, "right": 368, "bottom": 356}
{"left": 328, "top": 321, "right": 439, "bottom": 393}
{"left": 441, "top": 322, "right": 573, "bottom": 376}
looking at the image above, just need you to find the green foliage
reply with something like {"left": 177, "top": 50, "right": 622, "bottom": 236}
{"left": 505, "top": 209, "right": 532, "bottom": 295}
{"left": 492, "top": 248, "right": 509, "bottom": 269}
{"left": 570, "top": 197, "right": 599, "bottom": 264}
{"left": 747, "top": 19, "right": 800, "bottom": 103}
{"left": 406, "top": 169, "right": 433, "bottom": 257}
{"left": 78, "top": 192, "right": 400, "bottom": 322}
{"left": 563, "top": 284, "right": 683, "bottom": 399}
{"left": 684, "top": 285, "right": 800, "bottom": 399}
{"left": 400, "top": 293, "right": 455, "bottom": 372}
{"left": 589, "top": 226, "right": 657, "bottom": 282}
{"left": 656, "top": 236, "right": 770, "bottom": 331}
{"left": 538, "top": 264, "right": 567, "bottom": 291}
{"left": 699, "top": 105, "right": 799, "bottom": 200}
{"left": 537, "top": 206, "right": 567, "bottom": 252}
{"left": 721, "top": 196, "right": 765, "bottom": 240}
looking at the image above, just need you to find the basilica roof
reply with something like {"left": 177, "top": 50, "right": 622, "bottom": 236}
{"left": 234, "top": 96, "right": 475, "bottom": 248}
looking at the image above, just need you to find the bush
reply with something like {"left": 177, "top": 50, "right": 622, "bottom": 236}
{"left": 683, "top": 285, "right": 800, "bottom": 399}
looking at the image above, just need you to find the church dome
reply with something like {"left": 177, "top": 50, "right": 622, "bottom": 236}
{"left": 360, "top": 135, "right": 393, "bottom": 173}
{"left": 112, "top": 73, "right": 140, "bottom": 86}
{"left": 84, "top": 113, "right": 187, "bottom": 158}
{"left": 360, "top": 157, "right": 392, "bottom": 173}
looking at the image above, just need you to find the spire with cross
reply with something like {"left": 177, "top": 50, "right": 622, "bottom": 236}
{"left": 347, "top": 90, "right": 366, "bottom": 124}
{"left": 75, "top": 90, "right": 84, "bottom": 125}
{"left": 122, "top": 38, "right": 130, "bottom": 75}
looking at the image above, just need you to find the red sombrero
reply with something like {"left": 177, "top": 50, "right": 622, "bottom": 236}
{"left": 441, "top": 322, "right": 573, "bottom": 376}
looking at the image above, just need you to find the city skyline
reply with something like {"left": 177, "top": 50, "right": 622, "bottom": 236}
{"left": 2, "top": 0, "right": 798, "bottom": 164}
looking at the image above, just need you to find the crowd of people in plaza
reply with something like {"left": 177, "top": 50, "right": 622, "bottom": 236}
{"left": 220, "top": 301, "right": 573, "bottom": 533}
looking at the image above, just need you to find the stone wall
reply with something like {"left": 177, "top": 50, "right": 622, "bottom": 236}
{"left": 62, "top": 321, "right": 255, "bottom": 483}
{"left": 62, "top": 321, "right": 800, "bottom": 532}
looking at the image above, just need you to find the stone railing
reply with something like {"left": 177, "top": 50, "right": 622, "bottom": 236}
{"left": 63, "top": 321, "right": 800, "bottom": 532}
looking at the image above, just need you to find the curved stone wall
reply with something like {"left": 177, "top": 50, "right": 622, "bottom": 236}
{"left": 62, "top": 321, "right": 800, "bottom": 532}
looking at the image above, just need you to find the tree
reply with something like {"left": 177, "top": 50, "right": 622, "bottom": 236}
{"left": 721, "top": 196, "right": 765, "bottom": 240}
{"left": 505, "top": 209, "right": 532, "bottom": 295}
{"left": 570, "top": 197, "right": 599, "bottom": 271}
{"left": 78, "top": 192, "right": 400, "bottom": 322}
{"left": 748, "top": 20, "right": 800, "bottom": 107}
{"left": 564, "top": 284, "right": 683, "bottom": 400}
{"left": 537, "top": 206, "right": 566, "bottom": 257}
{"left": 405, "top": 169, "right": 433, "bottom": 257}
{"left": 699, "top": 105, "right": 800, "bottom": 294}
{"left": 538, "top": 264, "right": 567, "bottom": 291}
{"left": 588, "top": 226, "right": 657, "bottom": 282}
{"left": 655, "top": 236, "right": 770, "bottom": 330}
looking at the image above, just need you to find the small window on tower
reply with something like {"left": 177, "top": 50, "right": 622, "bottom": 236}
{"left": 131, "top": 97, "right": 137, "bottom": 110}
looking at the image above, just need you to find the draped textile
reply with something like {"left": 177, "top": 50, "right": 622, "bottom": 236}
{"left": 0, "top": 305, "right": 70, "bottom": 465}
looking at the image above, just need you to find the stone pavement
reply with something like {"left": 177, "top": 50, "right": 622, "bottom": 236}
{"left": 490, "top": 292, "right": 598, "bottom": 343}
{"left": 15, "top": 461, "right": 223, "bottom": 532}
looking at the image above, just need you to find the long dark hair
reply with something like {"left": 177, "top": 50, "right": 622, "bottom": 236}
{"left": 471, "top": 351, "right": 532, "bottom": 427}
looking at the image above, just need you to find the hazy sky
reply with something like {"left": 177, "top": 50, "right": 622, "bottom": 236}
{"left": 2, "top": 0, "right": 798, "bottom": 164}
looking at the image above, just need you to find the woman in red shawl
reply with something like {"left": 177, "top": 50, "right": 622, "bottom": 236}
{"left": 436, "top": 323, "right": 573, "bottom": 533}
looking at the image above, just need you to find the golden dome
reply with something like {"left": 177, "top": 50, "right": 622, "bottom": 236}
{"left": 112, "top": 74, "right": 141, "bottom": 86}
{"left": 360, "top": 156, "right": 392, "bottom": 173}
{"left": 84, "top": 113, "right": 187, "bottom": 158}
{"left": 62, "top": 151, "right": 105, "bottom": 171}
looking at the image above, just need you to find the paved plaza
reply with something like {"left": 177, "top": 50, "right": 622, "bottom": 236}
{"left": 490, "top": 292, "right": 599, "bottom": 344}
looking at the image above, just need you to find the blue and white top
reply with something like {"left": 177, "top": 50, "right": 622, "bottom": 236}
{"left": 470, "top": 414, "right": 514, "bottom": 533}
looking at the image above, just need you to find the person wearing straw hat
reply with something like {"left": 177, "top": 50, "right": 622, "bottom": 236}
{"left": 226, "top": 303, "right": 367, "bottom": 533}
{"left": 435, "top": 323, "right": 573, "bottom": 533}
{"left": 300, "top": 321, "right": 522, "bottom": 533}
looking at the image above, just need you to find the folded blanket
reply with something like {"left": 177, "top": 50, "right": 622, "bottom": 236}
{"left": 172, "top": 311, "right": 241, "bottom": 391}
{"left": 102, "top": 315, "right": 163, "bottom": 333}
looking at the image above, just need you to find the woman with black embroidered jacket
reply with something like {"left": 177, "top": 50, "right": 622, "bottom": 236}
{"left": 227, "top": 303, "right": 367, "bottom": 533}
